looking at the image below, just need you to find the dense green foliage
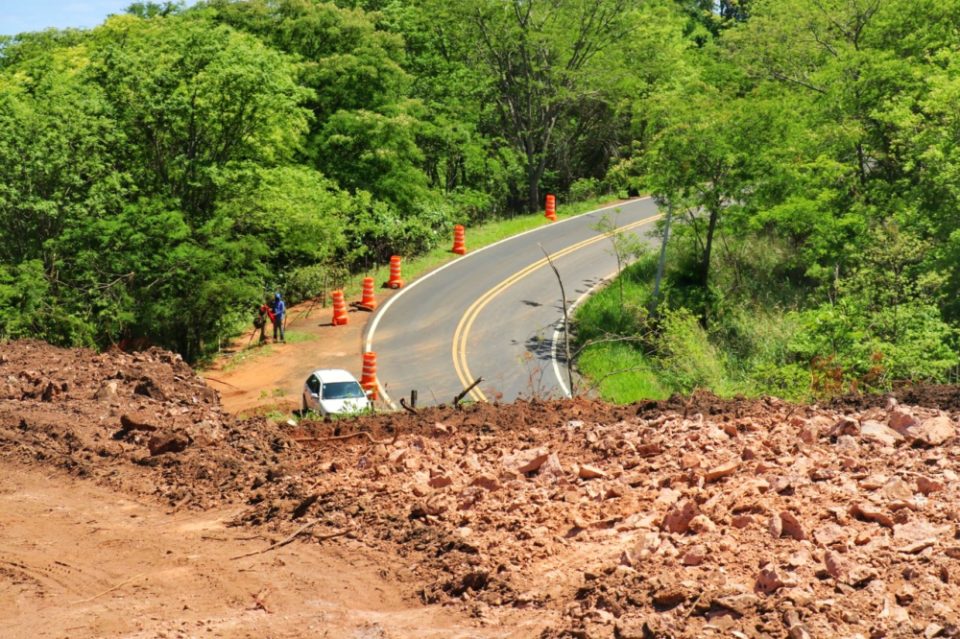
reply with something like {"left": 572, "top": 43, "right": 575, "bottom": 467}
{"left": 0, "top": 0, "right": 663, "bottom": 358}
{"left": 1, "top": 0, "right": 958, "bottom": 390}
{"left": 577, "top": 0, "right": 960, "bottom": 399}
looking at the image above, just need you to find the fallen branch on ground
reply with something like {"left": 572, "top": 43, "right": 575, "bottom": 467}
{"left": 291, "top": 425, "right": 398, "bottom": 446}
{"left": 399, "top": 397, "right": 417, "bottom": 415}
{"left": 201, "top": 376, "right": 241, "bottom": 390}
{"left": 230, "top": 519, "right": 350, "bottom": 561}
{"left": 72, "top": 573, "right": 147, "bottom": 605}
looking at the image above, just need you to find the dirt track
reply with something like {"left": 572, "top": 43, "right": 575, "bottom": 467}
{"left": 2, "top": 340, "right": 959, "bottom": 637}
{"left": 1, "top": 462, "right": 497, "bottom": 639}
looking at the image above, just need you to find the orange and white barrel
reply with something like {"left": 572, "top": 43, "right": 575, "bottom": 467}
{"left": 360, "top": 351, "right": 378, "bottom": 400}
{"left": 332, "top": 290, "right": 348, "bottom": 325}
{"left": 386, "top": 256, "right": 404, "bottom": 289}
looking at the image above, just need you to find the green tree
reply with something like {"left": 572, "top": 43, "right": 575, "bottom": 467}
{"left": 427, "top": 0, "right": 640, "bottom": 212}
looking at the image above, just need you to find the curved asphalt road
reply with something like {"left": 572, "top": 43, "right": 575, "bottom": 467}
{"left": 365, "top": 197, "right": 662, "bottom": 407}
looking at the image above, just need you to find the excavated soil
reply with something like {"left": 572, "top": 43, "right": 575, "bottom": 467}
{"left": 1, "top": 340, "right": 959, "bottom": 638}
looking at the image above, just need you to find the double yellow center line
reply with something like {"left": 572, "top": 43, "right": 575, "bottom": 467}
{"left": 451, "top": 214, "right": 663, "bottom": 402}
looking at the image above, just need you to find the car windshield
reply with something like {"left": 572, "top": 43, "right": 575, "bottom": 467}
{"left": 321, "top": 381, "right": 365, "bottom": 400}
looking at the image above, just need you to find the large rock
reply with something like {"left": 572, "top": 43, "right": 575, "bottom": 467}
{"left": 120, "top": 412, "right": 159, "bottom": 433}
{"left": 662, "top": 500, "right": 699, "bottom": 534}
{"left": 850, "top": 503, "right": 894, "bottom": 528}
{"left": 780, "top": 511, "right": 806, "bottom": 541}
{"left": 814, "top": 523, "right": 847, "bottom": 547}
{"left": 756, "top": 564, "right": 786, "bottom": 594}
{"left": 861, "top": 420, "right": 904, "bottom": 447}
{"left": 134, "top": 376, "right": 167, "bottom": 401}
{"left": 94, "top": 380, "right": 119, "bottom": 401}
{"left": 502, "top": 448, "right": 550, "bottom": 474}
{"left": 577, "top": 463, "right": 606, "bottom": 480}
{"left": 148, "top": 431, "right": 190, "bottom": 456}
{"left": 888, "top": 407, "right": 919, "bottom": 436}
{"left": 703, "top": 459, "right": 739, "bottom": 483}
{"left": 915, "top": 414, "right": 956, "bottom": 446}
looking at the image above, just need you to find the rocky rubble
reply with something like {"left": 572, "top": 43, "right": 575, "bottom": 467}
{"left": 0, "top": 340, "right": 293, "bottom": 507}
{"left": 275, "top": 397, "right": 960, "bottom": 638}
{"left": 1, "top": 341, "right": 959, "bottom": 637}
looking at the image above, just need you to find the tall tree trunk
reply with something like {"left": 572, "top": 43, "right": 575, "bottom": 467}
{"left": 701, "top": 207, "right": 720, "bottom": 289}
{"left": 527, "top": 165, "right": 542, "bottom": 213}
{"left": 698, "top": 207, "right": 721, "bottom": 328}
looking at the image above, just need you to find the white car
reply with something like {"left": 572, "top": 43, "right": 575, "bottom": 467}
{"left": 302, "top": 369, "right": 371, "bottom": 416}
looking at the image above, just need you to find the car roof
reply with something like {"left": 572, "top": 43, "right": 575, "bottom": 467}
{"left": 308, "top": 369, "right": 359, "bottom": 383}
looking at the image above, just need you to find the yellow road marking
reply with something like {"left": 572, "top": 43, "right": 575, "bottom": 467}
{"left": 451, "top": 214, "right": 663, "bottom": 402}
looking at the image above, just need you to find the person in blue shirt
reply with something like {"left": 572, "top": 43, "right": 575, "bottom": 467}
{"left": 272, "top": 292, "right": 286, "bottom": 342}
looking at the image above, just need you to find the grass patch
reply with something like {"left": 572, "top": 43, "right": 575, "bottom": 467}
{"left": 219, "top": 343, "right": 274, "bottom": 372}
{"left": 577, "top": 342, "right": 669, "bottom": 402}
{"left": 281, "top": 330, "right": 316, "bottom": 344}
{"left": 259, "top": 387, "right": 287, "bottom": 399}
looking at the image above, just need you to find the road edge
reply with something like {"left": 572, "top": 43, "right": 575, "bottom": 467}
{"left": 365, "top": 197, "right": 650, "bottom": 409}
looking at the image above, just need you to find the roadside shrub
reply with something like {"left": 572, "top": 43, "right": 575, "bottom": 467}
{"left": 569, "top": 177, "right": 601, "bottom": 202}
{"left": 283, "top": 263, "right": 349, "bottom": 305}
{"left": 654, "top": 307, "right": 725, "bottom": 393}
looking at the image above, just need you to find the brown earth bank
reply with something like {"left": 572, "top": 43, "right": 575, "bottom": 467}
{"left": 1, "top": 340, "right": 959, "bottom": 638}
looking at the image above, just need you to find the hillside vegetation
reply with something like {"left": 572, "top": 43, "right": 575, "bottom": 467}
{"left": 0, "top": 0, "right": 662, "bottom": 359}
{"left": 0, "top": 0, "right": 957, "bottom": 397}
{"left": 575, "top": 0, "right": 960, "bottom": 400}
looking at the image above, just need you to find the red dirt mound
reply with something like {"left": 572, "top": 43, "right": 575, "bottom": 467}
{"left": 2, "top": 341, "right": 959, "bottom": 638}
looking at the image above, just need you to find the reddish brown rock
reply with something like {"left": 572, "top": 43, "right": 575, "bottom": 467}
{"left": 688, "top": 514, "right": 717, "bottom": 534}
{"left": 94, "top": 380, "right": 119, "bottom": 401}
{"left": 681, "top": 545, "right": 707, "bottom": 566}
{"left": 680, "top": 452, "right": 702, "bottom": 469}
{"left": 780, "top": 511, "right": 806, "bottom": 541}
{"left": 662, "top": 500, "right": 699, "bottom": 534}
{"left": 756, "top": 565, "right": 786, "bottom": 594}
{"left": 850, "top": 503, "right": 895, "bottom": 528}
{"left": 889, "top": 407, "right": 918, "bottom": 435}
{"left": 824, "top": 549, "right": 846, "bottom": 579}
{"left": 768, "top": 512, "right": 783, "bottom": 539}
{"left": 539, "top": 453, "right": 565, "bottom": 479}
{"left": 120, "top": 411, "right": 159, "bottom": 432}
{"left": 577, "top": 464, "right": 606, "bottom": 480}
{"left": 814, "top": 523, "right": 847, "bottom": 547}
{"left": 894, "top": 520, "right": 950, "bottom": 544}
{"left": 882, "top": 476, "right": 915, "bottom": 501}
{"left": 650, "top": 581, "right": 691, "bottom": 609}
{"left": 428, "top": 475, "right": 453, "bottom": 489}
{"left": 861, "top": 420, "right": 904, "bottom": 447}
{"left": 916, "top": 476, "right": 945, "bottom": 495}
{"left": 502, "top": 448, "right": 550, "bottom": 474}
{"left": 470, "top": 474, "right": 500, "bottom": 491}
{"left": 915, "top": 414, "right": 956, "bottom": 446}
{"left": 704, "top": 459, "right": 739, "bottom": 483}
{"left": 148, "top": 431, "right": 190, "bottom": 456}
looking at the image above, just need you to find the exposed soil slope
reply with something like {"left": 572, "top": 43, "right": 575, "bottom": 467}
{"left": 1, "top": 341, "right": 958, "bottom": 638}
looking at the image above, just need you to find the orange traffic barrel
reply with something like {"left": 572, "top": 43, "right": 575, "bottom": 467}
{"left": 545, "top": 194, "right": 557, "bottom": 222}
{"left": 386, "top": 255, "right": 404, "bottom": 289}
{"left": 452, "top": 224, "right": 466, "bottom": 255}
{"left": 332, "top": 290, "right": 348, "bottom": 325}
{"left": 360, "top": 351, "right": 378, "bottom": 400}
{"left": 357, "top": 277, "right": 377, "bottom": 311}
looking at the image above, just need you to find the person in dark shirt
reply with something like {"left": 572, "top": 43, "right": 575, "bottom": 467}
{"left": 272, "top": 292, "right": 286, "bottom": 342}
